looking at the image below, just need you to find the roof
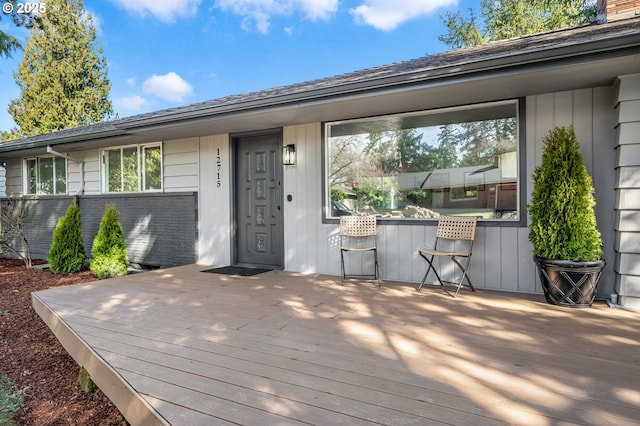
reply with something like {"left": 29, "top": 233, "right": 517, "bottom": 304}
{"left": 1, "top": 17, "right": 639, "bottom": 154}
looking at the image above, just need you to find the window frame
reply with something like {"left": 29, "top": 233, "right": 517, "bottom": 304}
{"left": 100, "top": 142, "right": 163, "bottom": 194}
{"left": 23, "top": 155, "right": 67, "bottom": 195}
{"left": 322, "top": 99, "right": 526, "bottom": 227}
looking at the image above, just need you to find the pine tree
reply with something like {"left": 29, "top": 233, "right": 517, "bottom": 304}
{"left": 439, "top": 0, "right": 595, "bottom": 50}
{"left": 90, "top": 203, "right": 128, "bottom": 279}
{"left": 4, "top": 0, "right": 114, "bottom": 139}
{"left": 48, "top": 199, "right": 86, "bottom": 273}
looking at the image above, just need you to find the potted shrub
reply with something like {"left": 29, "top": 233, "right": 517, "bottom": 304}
{"left": 528, "top": 126, "right": 605, "bottom": 308}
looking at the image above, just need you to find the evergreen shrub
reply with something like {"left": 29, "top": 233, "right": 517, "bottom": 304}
{"left": 527, "top": 126, "right": 603, "bottom": 261}
{"left": 48, "top": 199, "right": 86, "bottom": 273}
{"left": 90, "top": 203, "right": 128, "bottom": 279}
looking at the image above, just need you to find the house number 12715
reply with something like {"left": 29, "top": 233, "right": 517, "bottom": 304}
{"left": 216, "top": 148, "right": 222, "bottom": 187}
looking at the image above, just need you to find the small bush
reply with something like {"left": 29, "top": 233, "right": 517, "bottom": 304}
{"left": 48, "top": 199, "right": 86, "bottom": 273}
{"left": 0, "top": 374, "right": 25, "bottom": 426}
{"left": 90, "top": 203, "right": 128, "bottom": 279}
{"left": 528, "top": 126, "right": 603, "bottom": 261}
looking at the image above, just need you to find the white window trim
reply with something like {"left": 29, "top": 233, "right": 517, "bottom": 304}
{"left": 23, "top": 155, "right": 68, "bottom": 195}
{"left": 100, "top": 142, "right": 163, "bottom": 193}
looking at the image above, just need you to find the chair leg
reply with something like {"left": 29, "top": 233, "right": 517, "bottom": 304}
{"left": 451, "top": 256, "right": 474, "bottom": 298}
{"left": 340, "top": 249, "right": 345, "bottom": 286}
{"left": 374, "top": 249, "right": 380, "bottom": 287}
{"left": 418, "top": 253, "right": 442, "bottom": 291}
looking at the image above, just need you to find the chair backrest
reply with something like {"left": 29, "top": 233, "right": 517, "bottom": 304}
{"left": 436, "top": 216, "right": 477, "bottom": 241}
{"left": 340, "top": 215, "right": 377, "bottom": 237}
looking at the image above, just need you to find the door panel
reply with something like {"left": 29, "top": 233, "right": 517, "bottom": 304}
{"left": 235, "top": 134, "right": 283, "bottom": 268}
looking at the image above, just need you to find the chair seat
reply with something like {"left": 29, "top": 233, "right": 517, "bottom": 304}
{"left": 419, "top": 248, "right": 471, "bottom": 258}
{"left": 341, "top": 246, "right": 376, "bottom": 252}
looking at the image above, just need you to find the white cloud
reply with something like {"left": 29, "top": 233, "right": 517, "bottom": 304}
{"left": 142, "top": 72, "right": 193, "bottom": 102}
{"left": 116, "top": 95, "right": 148, "bottom": 113}
{"left": 109, "top": 0, "right": 202, "bottom": 23}
{"left": 126, "top": 78, "right": 136, "bottom": 87}
{"left": 216, "top": 0, "right": 338, "bottom": 34}
{"left": 351, "top": 0, "right": 457, "bottom": 31}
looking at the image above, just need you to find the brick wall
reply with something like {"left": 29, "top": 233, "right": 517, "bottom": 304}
{"left": 605, "top": 0, "right": 640, "bottom": 21}
{"left": 0, "top": 192, "right": 197, "bottom": 268}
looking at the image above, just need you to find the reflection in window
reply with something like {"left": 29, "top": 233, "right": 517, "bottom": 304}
{"left": 325, "top": 101, "right": 519, "bottom": 220}
{"left": 102, "top": 143, "right": 162, "bottom": 193}
{"left": 24, "top": 156, "right": 67, "bottom": 195}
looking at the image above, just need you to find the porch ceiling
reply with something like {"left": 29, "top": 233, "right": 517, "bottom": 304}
{"left": 32, "top": 264, "right": 640, "bottom": 426}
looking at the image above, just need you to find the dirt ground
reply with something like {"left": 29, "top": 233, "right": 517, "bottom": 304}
{"left": 0, "top": 258, "right": 128, "bottom": 425}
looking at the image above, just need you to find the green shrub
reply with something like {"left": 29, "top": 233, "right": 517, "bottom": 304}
{"left": 90, "top": 203, "right": 128, "bottom": 279}
{"left": 0, "top": 374, "right": 25, "bottom": 426}
{"left": 527, "top": 126, "right": 603, "bottom": 261}
{"left": 48, "top": 199, "right": 86, "bottom": 273}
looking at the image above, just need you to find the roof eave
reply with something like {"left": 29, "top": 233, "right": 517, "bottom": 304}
{"left": 116, "top": 31, "right": 640, "bottom": 130}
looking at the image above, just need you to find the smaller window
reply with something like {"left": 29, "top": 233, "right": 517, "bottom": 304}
{"left": 450, "top": 186, "right": 478, "bottom": 201}
{"left": 24, "top": 156, "right": 67, "bottom": 195}
{"left": 101, "top": 143, "right": 162, "bottom": 193}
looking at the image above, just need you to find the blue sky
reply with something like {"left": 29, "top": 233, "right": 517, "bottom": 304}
{"left": 0, "top": 0, "right": 482, "bottom": 133}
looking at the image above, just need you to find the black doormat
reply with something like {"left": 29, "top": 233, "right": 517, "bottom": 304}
{"left": 201, "top": 266, "right": 271, "bottom": 276}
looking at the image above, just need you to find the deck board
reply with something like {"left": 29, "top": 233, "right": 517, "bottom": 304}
{"left": 32, "top": 265, "right": 640, "bottom": 425}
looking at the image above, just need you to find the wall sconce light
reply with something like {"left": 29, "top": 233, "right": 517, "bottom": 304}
{"left": 283, "top": 144, "right": 296, "bottom": 166}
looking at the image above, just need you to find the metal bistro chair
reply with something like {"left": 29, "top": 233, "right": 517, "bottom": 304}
{"left": 417, "top": 215, "right": 478, "bottom": 297}
{"left": 340, "top": 215, "right": 379, "bottom": 286}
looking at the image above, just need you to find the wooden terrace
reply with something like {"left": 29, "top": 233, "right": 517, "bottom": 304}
{"left": 32, "top": 264, "right": 640, "bottom": 425}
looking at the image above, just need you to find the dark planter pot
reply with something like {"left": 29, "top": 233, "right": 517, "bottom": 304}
{"left": 534, "top": 257, "right": 605, "bottom": 308}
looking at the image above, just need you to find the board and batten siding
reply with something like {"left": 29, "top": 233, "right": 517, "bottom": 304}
{"left": 282, "top": 87, "right": 617, "bottom": 297}
{"left": 197, "top": 134, "right": 231, "bottom": 266}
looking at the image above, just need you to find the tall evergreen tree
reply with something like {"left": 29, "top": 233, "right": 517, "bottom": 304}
{"left": 4, "top": 0, "right": 114, "bottom": 140}
{"left": 439, "top": 0, "right": 596, "bottom": 50}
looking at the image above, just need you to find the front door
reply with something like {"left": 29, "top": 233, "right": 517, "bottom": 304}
{"left": 234, "top": 134, "right": 284, "bottom": 269}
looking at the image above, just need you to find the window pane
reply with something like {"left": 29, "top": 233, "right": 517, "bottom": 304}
{"left": 143, "top": 145, "right": 161, "bottom": 191}
{"left": 326, "top": 101, "right": 519, "bottom": 220}
{"left": 26, "top": 159, "right": 37, "bottom": 194}
{"left": 38, "top": 158, "right": 54, "bottom": 195}
{"left": 54, "top": 157, "right": 66, "bottom": 194}
{"left": 122, "top": 147, "right": 139, "bottom": 192}
{"left": 107, "top": 149, "right": 122, "bottom": 192}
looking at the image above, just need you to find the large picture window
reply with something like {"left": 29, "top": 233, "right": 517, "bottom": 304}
{"left": 24, "top": 156, "right": 67, "bottom": 195}
{"left": 325, "top": 101, "right": 520, "bottom": 221}
{"left": 101, "top": 143, "right": 162, "bottom": 193}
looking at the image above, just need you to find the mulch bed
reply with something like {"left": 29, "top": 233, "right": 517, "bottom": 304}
{"left": 0, "top": 258, "right": 128, "bottom": 425}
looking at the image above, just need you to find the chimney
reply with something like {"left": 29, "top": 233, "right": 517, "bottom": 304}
{"left": 599, "top": 0, "right": 640, "bottom": 22}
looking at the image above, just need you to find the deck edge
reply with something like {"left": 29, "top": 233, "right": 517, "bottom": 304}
{"left": 31, "top": 290, "right": 170, "bottom": 426}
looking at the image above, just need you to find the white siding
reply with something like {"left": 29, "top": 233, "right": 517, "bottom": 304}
{"left": 68, "top": 149, "right": 100, "bottom": 195}
{"left": 197, "top": 134, "right": 231, "bottom": 266}
{"left": 164, "top": 138, "right": 199, "bottom": 192}
{"left": 281, "top": 88, "right": 617, "bottom": 296}
{"left": 614, "top": 73, "right": 640, "bottom": 309}
{"left": 0, "top": 166, "right": 5, "bottom": 197}
{"left": 5, "top": 160, "right": 22, "bottom": 195}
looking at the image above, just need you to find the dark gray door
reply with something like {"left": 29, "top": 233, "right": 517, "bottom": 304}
{"left": 234, "top": 134, "right": 284, "bottom": 269}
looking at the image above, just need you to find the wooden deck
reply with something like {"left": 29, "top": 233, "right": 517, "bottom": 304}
{"left": 32, "top": 264, "right": 640, "bottom": 426}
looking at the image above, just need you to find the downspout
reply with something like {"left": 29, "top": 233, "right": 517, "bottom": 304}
{"left": 46, "top": 145, "right": 84, "bottom": 196}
